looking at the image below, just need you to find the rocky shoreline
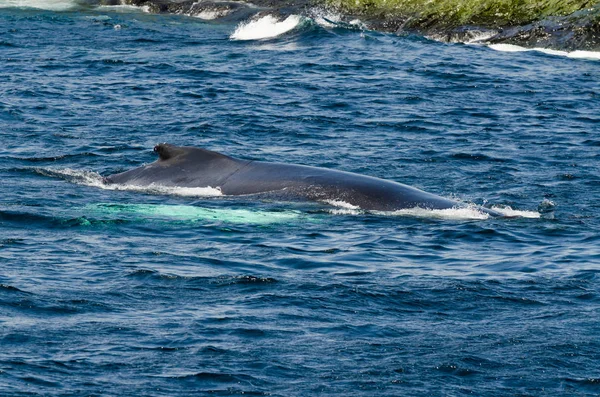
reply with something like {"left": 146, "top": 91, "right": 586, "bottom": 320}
{"left": 112, "top": 0, "right": 600, "bottom": 51}
{"left": 355, "top": 2, "right": 600, "bottom": 52}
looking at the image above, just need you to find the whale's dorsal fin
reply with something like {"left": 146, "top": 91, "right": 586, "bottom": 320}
{"left": 153, "top": 143, "right": 186, "bottom": 161}
{"left": 153, "top": 143, "right": 233, "bottom": 163}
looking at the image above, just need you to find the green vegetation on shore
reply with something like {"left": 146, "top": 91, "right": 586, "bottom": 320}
{"left": 326, "top": 0, "right": 597, "bottom": 29}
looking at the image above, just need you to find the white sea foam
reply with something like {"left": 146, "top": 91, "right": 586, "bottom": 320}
{"left": 230, "top": 14, "right": 302, "bottom": 41}
{"left": 97, "top": 3, "right": 151, "bottom": 13}
{"left": 464, "top": 31, "right": 498, "bottom": 44}
{"left": 191, "top": 7, "right": 230, "bottom": 20}
{"left": 325, "top": 201, "right": 540, "bottom": 220}
{"left": 376, "top": 206, "right": 491, "bottom": 220}
{"left": 311, "top": 10, "right": 341, "bottom": 28}
{"left": 36, "top": 168, "right": 223, "bottom": 197}
{"left": 0, "top": 0, "right": 76, "bottom": 10}
{"left": 324, "top": 200, "right": 359, "bottom": 210}
{"left": 567, "top": 50, "right": 600, "bottom": 60}
{"left": 490, "top": 206, "right": 541, "bottom": 219}
{"left": 106, "top": 184, "right": 223, "bottom": 197}
{"left": 488, "top": 44, "right": 600, "bottom": 60}
{"left": 429, "top": 34, "right": 600, "bottom": 61}
{"left": 324, "top": 200, "right": 362, "bottom": 215}
{"left": 426, "top": 30, "right": 497, "bottom": 44}
{"left": 379, "top": 205, "right": 541, "bottom": 220}
{"left": 322, "top": 200, "right": 528, "bottom": 220}
{"left": 185, "top": 0, "right": 234, "bottom": 20}
{"left": 309, "top": 9, "right": 366, "bottom": 30}
{"left": 322, "top": 197, "right": 541, "bottom": 219}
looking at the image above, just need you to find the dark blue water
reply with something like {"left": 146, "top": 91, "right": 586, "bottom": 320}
{"left": 2, "top": 4, "right": 600, "bottom": 395}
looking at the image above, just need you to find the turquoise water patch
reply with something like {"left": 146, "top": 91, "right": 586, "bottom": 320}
{"left": 85, "top": 203, "right": 309, "bottom": 225}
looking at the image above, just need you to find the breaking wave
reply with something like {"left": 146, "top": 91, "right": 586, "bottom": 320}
{"left": 230, "top": 14, "right": 304, "bottom": 40}
{"left": 0, "top": 0, "right": 77, "bottom": 10}
{"left": 488, "top": 44, "right": 600, "bottom": 60}
{"left": 192, "top": 8, "right": 230, "bottom": 20}
{"left": 96, "top": 3, "right": 151, "bottom": 13}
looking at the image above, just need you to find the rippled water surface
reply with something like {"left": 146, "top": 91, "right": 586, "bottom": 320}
{"left": 2, "top": 4, "right": 600, "bottom": 396}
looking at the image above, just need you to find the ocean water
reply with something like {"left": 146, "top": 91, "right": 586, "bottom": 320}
{"left": 2, "top": 2, "right": 600, "bottom": 396}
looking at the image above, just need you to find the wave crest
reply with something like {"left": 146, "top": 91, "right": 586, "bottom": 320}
{"left": 230, "top": 14, "right": 303, "bottom": 41}
{"left": 0, "top": 0, "right": 76, "bottom": 10}
{"left": 488, "top": 44, "right": 600, "bottom": 60}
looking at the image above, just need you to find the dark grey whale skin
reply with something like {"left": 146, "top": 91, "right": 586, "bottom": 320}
{"left": 104, "top": 143, "right": 503, "bottom": 216}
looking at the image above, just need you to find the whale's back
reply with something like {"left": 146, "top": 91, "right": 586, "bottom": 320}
{"left": 223, "top": 161, "right": 461, "bottom": 212}
{"left": 104, "top": 144, "right": 503, "bottom": 216}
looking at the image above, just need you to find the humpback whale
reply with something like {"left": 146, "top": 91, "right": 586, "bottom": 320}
{"left": 104, "top": 143, "right": 503, "bottom": 216}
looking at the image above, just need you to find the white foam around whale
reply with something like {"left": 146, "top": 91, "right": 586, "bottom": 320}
{"left": 230, "top": 14, "right": 302, "bottom": 41}
{"left": 490, "top": 206, "right": 540, "bottom": 218}
{"left": 103, "top": 183, "right": 223, "bottom": 197}
{"left": 37, "top": 168, "right": 540, "bottom": 220}
{"left": 324, "top": 199, "right": 539, "bottom": 220}
{"left": 36, "top": 168, "right": 223, "bottom": 197}
{"left": 488, "top": 44, "right": 600, "bottom": 60}
{"left": 380, "top": 206, "right": 491, "bottom": 220}
{"left": 0, "top": 0, "right": 76, "bottom": 10}
{"left": 379, "top": 206, "right": 540, "bottom": 220}
{"left": 324, "top": 199, "right": 362, "bottom": 215}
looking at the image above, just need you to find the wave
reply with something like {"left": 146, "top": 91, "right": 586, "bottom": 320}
{"left": 425, "top": 32, "right": 600, "bottom": 61}
{"left": 330, "top": 0, "right": 600, "bottom": 51}
{"left": 230, "top": 14, "right": 303, "bottom": 41}
{"left": 309, "top": 9, "right": 342, "bottom": 28}
{"left": 487, "top": 44, "right": 600, "bottom": 60}
{"left": 96, "top": 3, "right": 151, "bottom": 13}
{"left": 228, "top": 10, "right": 367, "bottom": 42}
{"left": 426, "top": 30, "right": 497, "bottom": 45}
{"left": 0, "top": 0, "right": 154, "bottom": 12}
{"left": 192, "top": 8, "right": 229, "bottom": 20}
{"left": 185, "top": 1, "right": 238, "bottom": 20}
{"left": 7, "top": 0, "right": 597, "bottom": 52}
{"left": 308, "top": 8, "right": 366, "bottom": 30}
{"left": 0, "top": 0, "right": 77, "bottom": 10}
